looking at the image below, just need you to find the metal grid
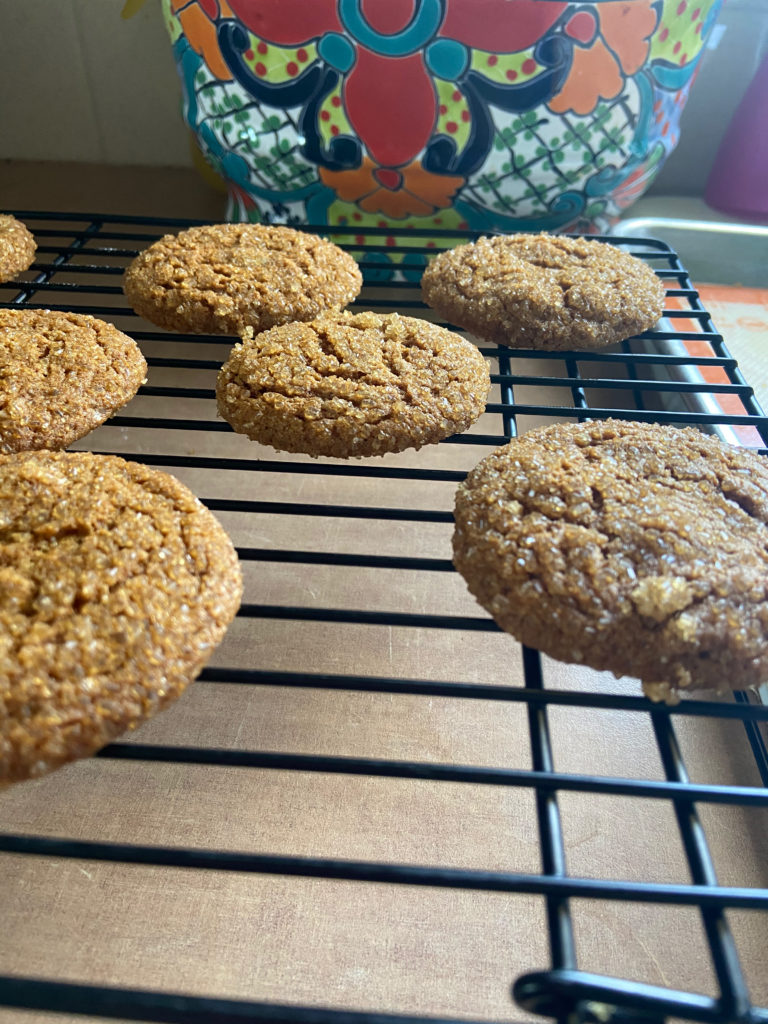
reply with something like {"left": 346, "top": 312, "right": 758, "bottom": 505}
{"left": 0, "top": 211, "right": 767, "bottom": 1024}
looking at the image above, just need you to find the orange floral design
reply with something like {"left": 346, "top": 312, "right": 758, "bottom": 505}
{"left": 172, "top": 0, "right": 234, "bottom": 81}
{"left": 319, "top": 159, "right": 465, "bottom": 219}
{"left": 550, "top": 39, "right": 622, "bottom": 115}
{"left": 549, "top": 0, "right": 658, "bottom": 115}
{"left": 601, "top": 1, "right": 658, "bottom": 76}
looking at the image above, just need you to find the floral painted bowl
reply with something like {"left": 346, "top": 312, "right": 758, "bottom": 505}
{"left": 163, "top": 0, "right": 722, "bottom": 238}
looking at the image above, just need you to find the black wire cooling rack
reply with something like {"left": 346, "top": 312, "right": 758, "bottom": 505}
{"left": 0, "top": 211, "right": 767, "bottom": 1024}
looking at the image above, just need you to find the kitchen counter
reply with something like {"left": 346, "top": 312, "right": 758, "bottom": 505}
{"left": 0, "top": 160, "right": 225, "bottom": 220}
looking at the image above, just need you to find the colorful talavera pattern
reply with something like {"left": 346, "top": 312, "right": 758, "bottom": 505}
{"left": 164, "top": 0, "right": 722, "bottom": 241}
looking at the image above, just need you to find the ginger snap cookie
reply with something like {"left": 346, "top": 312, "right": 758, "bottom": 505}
{"left": 0, "top": 215, "right": 36, "bottom": 284}
{"left": 0, "top": 450, "right": 242, "bottom": 785}
{"left": 0, "top": 309, "right": 147, "bottom": 453}
{"left": 217, "top": 311, "right": 491, "bottom": 459}
{"left": 422, "top": 233, "right": 665, "bottom": 350}
{"left": 123, "top": 223, "right": 362, "bottom": 335}
{"left": 453, "top": 419, "right": 768, "bottom": 701}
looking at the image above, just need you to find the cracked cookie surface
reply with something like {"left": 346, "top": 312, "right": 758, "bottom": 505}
{"left": 453, "top": 419, "right": 768, "bottom": 701}
{"left": 422, "top": 233, "right": 665, "bottom": 350}
{"left": 123, "top": 223, "right": 363, "bottom": 335}
{"left": 217, "top": 311, "right": 491, "bottom": 458}
{"left": 0, "top": 215, "right": 36, "bottom": 284}
{"left": 0, "top": 309, "right": 147, "bottom": 453}
{"left": 0, "top": 450, "right": 242, "bottom": 785}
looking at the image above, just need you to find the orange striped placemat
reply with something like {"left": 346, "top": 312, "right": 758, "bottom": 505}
{"left": 667, "top": 284, "right": 768, "bottom": 447}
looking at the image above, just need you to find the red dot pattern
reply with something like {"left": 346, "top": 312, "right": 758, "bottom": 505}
{"left": 522, "top": 58, "right": 537, "bottom": 75}
{"left": 565, "top": 10, "right": 597, "bottom": 44}
{"left": 257, "top": 41, "right": 268, "bottom": 55}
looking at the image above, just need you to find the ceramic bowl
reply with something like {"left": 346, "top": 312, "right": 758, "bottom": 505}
{"left": 164, "top": 0, "right": 722, "bottom": 238}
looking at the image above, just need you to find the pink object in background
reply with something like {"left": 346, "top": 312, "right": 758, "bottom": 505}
{"left": 705, "top": 51, "right": 768, "bottom": 223}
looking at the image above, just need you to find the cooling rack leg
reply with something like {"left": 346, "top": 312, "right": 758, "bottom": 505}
{"left": 650, "top": 711, "right": 753, "bottom": 1022}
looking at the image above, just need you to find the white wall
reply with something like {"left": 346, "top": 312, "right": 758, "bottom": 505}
{"left": 0, "top": 0, "right": 765, "bottom": 195}
{"left": 0, "top": 0, "right": 189, "bottom": 165}
{"left": 652, "top": 0, "right": 768, "bottom": 195}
